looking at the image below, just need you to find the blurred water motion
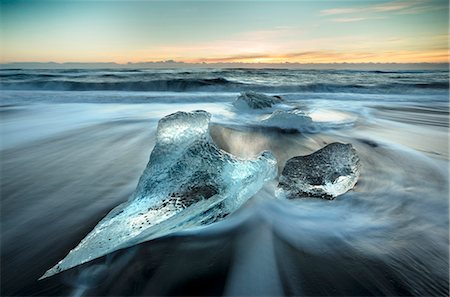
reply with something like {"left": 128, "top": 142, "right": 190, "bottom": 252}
{"left": 1, "top": 68, "right": 448, "bottom": 296}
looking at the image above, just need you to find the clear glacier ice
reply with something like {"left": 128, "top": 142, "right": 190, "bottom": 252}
{"left": 261, "top": 109, "right": 317, "bottom": 132}
{"left": 41, "top": 110, "right": 277, "bottom": 279}
{"left": 233, "top": 91, "right": 284, "bottom": 109}
{"left": 278, "top": 143, "right": 360, "bottom": 199}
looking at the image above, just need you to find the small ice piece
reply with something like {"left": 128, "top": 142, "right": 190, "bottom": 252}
{"left": 233, "top": 91, "right": 283, "bottom": 109}
{"left": 278, "top": 143, "right": 360, "bottom": 199}
{"left": 261, "top": 109, "right": 317, "bottom": 132}
{"left": 41, "top": 110, "right": 277, "bottom": 279}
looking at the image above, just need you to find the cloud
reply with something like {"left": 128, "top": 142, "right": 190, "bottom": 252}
{"left": 198, "top": 51, "right": 359, "bottom": 63}
{"left": 201, "top": 53, "right": 269, "bottom": 63}
{"left": 320, "top": 0, "right": 439, "bottom": 17}
{"left": 332, "top": 17, "right": 367, "bottom": 23}
{"left": 195, "top": 49, "right": 448, "bottom": 64}
{"left": 371, "top": 1, "right": 425, "bottom": 13}
{"left": 321, "top": 7, "right": 363, "bottom": 16}
{"left": 199, "top": 51, "right": 379, "bottom": 63}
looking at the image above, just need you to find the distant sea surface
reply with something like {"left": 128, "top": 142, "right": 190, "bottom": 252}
{"left": 1, "top": 68, "right": 449, "bottom": 296}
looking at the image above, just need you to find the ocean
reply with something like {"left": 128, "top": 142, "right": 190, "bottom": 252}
{"left": 1, "top": 68, "right": 449, "bottom": 296}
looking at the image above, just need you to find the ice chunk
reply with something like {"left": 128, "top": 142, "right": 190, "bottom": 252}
{"left": 278, "top": 143, "right": 360, "bottom": 199}
{"left": 233, "top": 91, "right": 283, "bottom": 109}
{"left": 41, "top": 110, "right": 277, "bottom": 279}
{"left": 261, "top": 109, "right": 316, "bottom": 132}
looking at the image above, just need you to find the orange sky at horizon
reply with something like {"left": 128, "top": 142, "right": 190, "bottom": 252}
{"left": 178, "top": 50, "right": 450, "bottom": 64}
{"left": 2, "top": 49, "right": 448, "bottom": 64}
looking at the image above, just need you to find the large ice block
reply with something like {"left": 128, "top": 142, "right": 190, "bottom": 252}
{"left": 278, "top": 143, "right": 360, "bottom": 199}
{"left": 41, "top": 110, "right": 277, "bottom": 279}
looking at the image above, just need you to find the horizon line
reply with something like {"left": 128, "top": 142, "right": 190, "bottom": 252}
{"left": 1, "top": 61, "right": 448, "bottom": 70}
{"left": 2, "top": 61, "right": 449, "bottom": 65}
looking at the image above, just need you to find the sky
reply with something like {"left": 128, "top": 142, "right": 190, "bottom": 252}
{"left": 0, "top": 0, "right": 448, "bottom": 64}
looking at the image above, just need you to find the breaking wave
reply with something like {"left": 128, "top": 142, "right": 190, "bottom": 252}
{"left": 0, "top": 78, "right": 241, "bottom": 92}
{"left": 0, "top": 69, "right": 448, "bottom": 94}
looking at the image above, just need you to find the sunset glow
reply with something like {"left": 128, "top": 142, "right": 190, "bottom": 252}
{"left": 1, "top": 0, "right": 448, "bottom": 64}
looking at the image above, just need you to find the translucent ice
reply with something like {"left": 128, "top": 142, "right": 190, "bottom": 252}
{"left": 233, "top": 91, "right": 284, "bottom": 109}
{"left": 278, "top": 143, "right": 360, "bottom": 199}
{"left": 261, "top": 109, "right": 316, "bottom": 132}
{"left": 41, "top": 110, "right": 277, "bottom": 279}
